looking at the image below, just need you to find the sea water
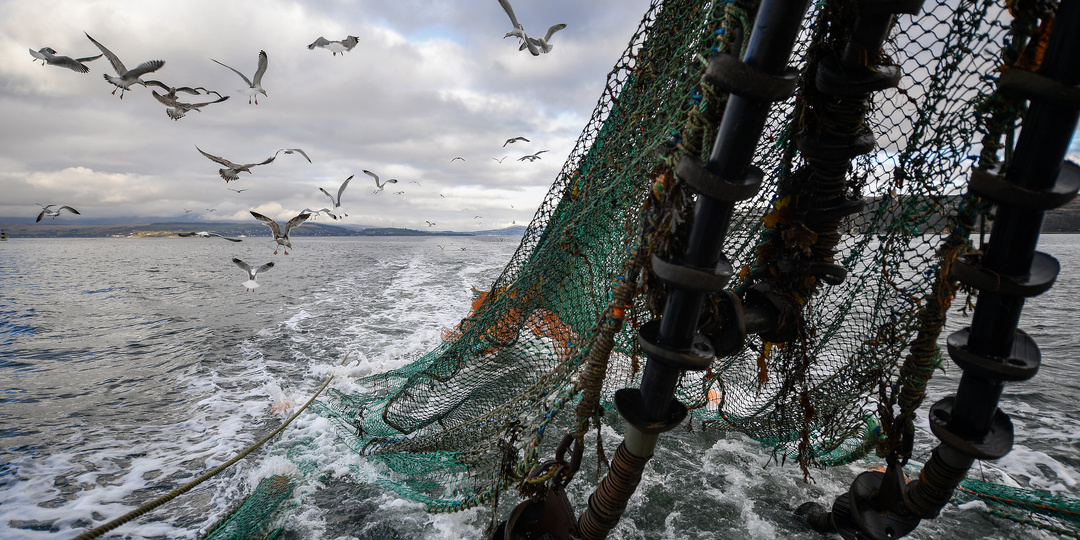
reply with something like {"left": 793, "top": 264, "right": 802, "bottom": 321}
{"left": 1, "top": 235, "right": 1077, "bottom": 539}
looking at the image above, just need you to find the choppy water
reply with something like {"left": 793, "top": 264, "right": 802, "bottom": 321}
{"left": 1, "top": 235, "right": 1077, "bottom": 539}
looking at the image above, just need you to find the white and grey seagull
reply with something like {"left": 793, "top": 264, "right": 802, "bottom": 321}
{"left": 144, "top": 80, "right": 225, "bottom": 99}
{"left": 308, "top": 36, "right": 359, "bottom": 56}
{"left": 179, "top": 231, "right": 242, "bottom": 242}
{"left": 498, "top": 0, "right": 540, "bottom": 55}
{"left": 232, "top": 258, "right": 274, "bottom": 291}
{"left": 250, "top": 210, "right": 310, "bottom": 255}
{"left": 301, "top": 207, "right": 340, "bottom": 220}
{"left": 319, "top": 174, "right": 353, "bottom": 217}
{"left": 362, "top": 169, "right": 398, "bottom": 193}
{"left": 519, "top": 24, "right": 567, "bottom": 54}
{"left": 518, "top": 150, "right": 549, "bottom": 162}
{"left": 503, "top": 136, "right": 529, "bottom": 147}
{"left": 272, "top": 148, "right": 312, "bottom": 163}
{"left": 196, "top": 145, "right": 275, "bottom": 183}
{"left": 152, "top": 90, "right": 229, "bottom": 120}
{"left": 212, "top": 50, "right": 268, "bottom": 104}
{"left": 28, "top": 47, "right": 103, "bottom": 73}
{"left": 84, "top": 32, "right": 164, "bottom": 99}
{"left": 36, "top": 204, "right": 80, "bottom": 222}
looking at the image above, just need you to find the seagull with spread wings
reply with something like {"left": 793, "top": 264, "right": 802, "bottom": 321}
{"left": 498, "top": 0, "right": 540, "bottom": 55}
{"left": 212, "top": 50, "right": 268, "bottom": 104}
{"left": 28, "top": 47, "right": 102, "bottom": 73}
{"left": 84, "top": 32, "right": 164, "bottom": 98}
{"left": 362, "top": 169, "right": 398, "bottom": 193}
{"left": 250, "top": 210, "right": 310, "bottom": 255}
{"left": 503, "top": 136, "right": 529, "bottom": 146}
{"left": 196, "top": 145, "right": 275, "bottom": 183}
{"left": 319, "top": 175, "right": 353, "bottom": 217}
{"left": 36, "top": 204, "right": 80, "bottom": 222}
{"left": 144, "top": 80, "right": 224, "bottom": 99}
{"left": 302, "top": 207, "right": 340, "bottom": 220}
{"left": 518, "top": 150, "right": 549, "bottom": 162}
{"left": 152, "top": 90, "right": 229, "bottom": 120}
{"left": 308, "top": 36, "right": 359, "bottom": 56}
{"left": 273, "top": 148, "right": 312, "bottom": 163}
{"left": 519, "top": 24, "right": 567, "bottom": 54}
{"left": 232, "top": 258, "right": 274, "bottom": 291}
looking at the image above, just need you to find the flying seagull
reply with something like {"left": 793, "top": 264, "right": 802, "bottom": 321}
{"left": 28, "top": 47, "right": 102, "bottom": 73}
{"left": 196, "top": 145, "right": 275, "bottom": 183}
{"left": 250, "top": 210, "right": 310, "bottom": 255}
{"left": 425, "top": 221, "right": 436, "bottom": 227}
{"left": 144, "top": 80, "right": 224, "bottom": 99}
{"left": 179, "top": 231, "right": 242, "bottom": 242}
{"left": 362, "top": 169, "right": 398, "bottom": 192}
{"left": 151, "top": 90, "right": 229, "bottom": 120}
{"left": 503, "top": 136, "right": 529, "bottom": 147}
{"left": 212, "top": 50, "right": 268, "bottom": 104}
{"left": 302, "top": 207, "right": 340, "bottom": 220}
{"left": 518, "top": 150, "right": 549, "bottom": 162}
{"left": 232, "top": 258, "right": 274, "bottom": 291}
{"left": 498, "top": 0, "right": 540, "bottom": 55}
{"left": 308, "top": 36, "right": 360, "bottom": 56}
{"left": 84, "top": 32, "right": 165, "bottom": 99}
{"left": 273, "top": 148, "right": 312, "bottom": 163}
{"left": 319, "top": 174, "right": 353, "bottom": 217}
{"left": 492, "top": 156, "right": 508, "bottom": 163}
{"left": 227, "top": 187, "right": 247, "bottom": 193}
{"left": 519, "top": 24, "right": 567, "bottom": 54}
{"left": 36, "top": 204, "right": 80, "bottom": 222}
{"left": 450, "top": 157, "right": 465, "bottom": 163}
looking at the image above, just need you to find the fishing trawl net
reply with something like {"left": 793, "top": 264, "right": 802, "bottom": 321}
{"left": 314, "top": 0, "right": 1028, "bottom": 512}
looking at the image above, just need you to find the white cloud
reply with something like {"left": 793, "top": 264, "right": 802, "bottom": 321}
{"left": 0, "top": 0, "right": 653, "bottom": 230}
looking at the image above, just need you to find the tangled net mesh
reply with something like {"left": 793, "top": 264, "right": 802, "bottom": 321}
{"left": 308, "top": 0, "right": 1049, "bottom": 516}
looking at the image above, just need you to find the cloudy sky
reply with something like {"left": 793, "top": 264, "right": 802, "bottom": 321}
{"left": 0, "top": 0, "right": 652, "bottom": 231}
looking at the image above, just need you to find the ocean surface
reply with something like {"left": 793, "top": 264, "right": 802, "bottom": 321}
{"left": 1, "top": 235, "right": 1077, "bottom": 539}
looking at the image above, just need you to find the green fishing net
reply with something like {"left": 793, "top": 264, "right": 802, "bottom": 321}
{"left": 309, "top": 0, "right": 1037, "bottom": 514}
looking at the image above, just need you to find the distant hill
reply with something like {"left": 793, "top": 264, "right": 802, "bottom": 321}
{"left": 0, "top": 221, "right": 356, "bottom": 239}
{"left": 355, "top": 227, "right": 469, "bottom": 237}
{"left": 0, "top": 220, "right": 528, "bottom": 239}
{"left": 475, "top": 225, "right": 528, "bottom": 236}
{"left": 5, "top": 197, "right": 1080, "bottom": 240}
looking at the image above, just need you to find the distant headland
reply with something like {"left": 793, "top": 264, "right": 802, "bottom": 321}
{"left": 0, "top": 220, "right": 528, "bottom": 239}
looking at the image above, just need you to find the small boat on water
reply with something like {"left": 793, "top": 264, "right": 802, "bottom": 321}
{"left": 1, "top": 230, "right": 7, "bottom": 241}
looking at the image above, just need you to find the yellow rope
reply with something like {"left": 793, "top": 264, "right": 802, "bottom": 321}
{"left": 73, "top": 352, "right": 352, "bottom": 540}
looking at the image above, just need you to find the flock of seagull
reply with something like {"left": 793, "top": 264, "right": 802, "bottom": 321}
{"left": 27, "top": 1, "right": 566, "bottom": 291}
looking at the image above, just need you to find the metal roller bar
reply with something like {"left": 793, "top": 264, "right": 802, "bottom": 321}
{"left": 576, "top": 0, "right": 812, "bottom": 537}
